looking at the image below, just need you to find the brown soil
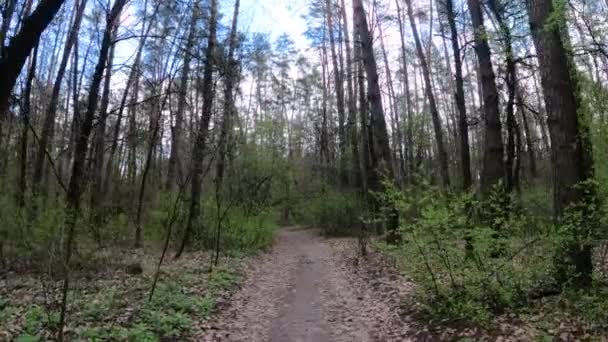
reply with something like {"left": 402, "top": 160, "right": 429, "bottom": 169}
{"left": 198, "top": 228, "right": 412, "bottom": 342}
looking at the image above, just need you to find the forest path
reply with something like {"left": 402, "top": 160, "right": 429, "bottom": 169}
{"left": 198, "top": 228, "right": 409, "bottom": 341}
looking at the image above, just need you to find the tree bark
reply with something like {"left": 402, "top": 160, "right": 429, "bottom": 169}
{"left": 0, "top": 0, "right": 67, "bottom": 116}
{"left": 89, "top": 27, "right": 117, "bottom": 228}
{"left": 58, "top": 1, "right": 127, "bottom": 339}
{"left": 526, "top": 0, "right": 596, "bottom": 288}
{"left": 33, "top": 0, "right": 88, "bottom": 199}
{"left": 339, "top": 0, "right": 361, "bottom": 189}
{"left": 166, "top": 5, "right": 199, "bottom": 192}
{"left": 467, "top": 0, "right": 505, "bottom": 194}
{"left": 325, "top": 0, "right": 347, "bottom": 186}
{"left": 18, "top": 46, "right": 39, "bottom": 209}
{"left": 395, "top": 0, "right": 415, "bottom": 183}
{"left": 404, "top": 0, "right": 450, "bottom": 188}
{"left": 175, "top": 0, "right": 218, "bottom": 259}
{"left": 214, "top": 0, "right": 240, "bottom": 267}
{"left": 377, "top": 12, "right": 405, "bottom": 187}
{"left": 353, "top": 0, "right": 398, "bottom": 243}
{"left": 444, "top": 0, "right": 472, "bottom": 191}
{"left": 487, "top": 0, "right": 517, "bottom": 193}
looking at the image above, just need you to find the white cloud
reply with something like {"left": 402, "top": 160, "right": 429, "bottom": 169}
{"left": 238, "top": 0, "right": 309, "bottom": 51}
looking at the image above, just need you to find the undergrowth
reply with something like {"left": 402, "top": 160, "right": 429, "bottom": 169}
{"left": 296, "top": 190, "right": 364, "bottom": 236}
{"left": 1, "top": 257, "right": 241, "bottom": 341}
{"left": 377, "top": 182, "right": 608, "bottom": 337}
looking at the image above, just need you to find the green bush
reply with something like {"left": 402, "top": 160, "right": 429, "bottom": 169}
{"left": 383, "top": 185, "right": 557, "bottom": 326}
{"left": 382, "top": 182, "right": 608, "bottom": 334}
{"left": 297, "top": 191, "right": 364, "bottom": 236}
{"left": 193, "top": 207, "right": 277, "bottom": 253}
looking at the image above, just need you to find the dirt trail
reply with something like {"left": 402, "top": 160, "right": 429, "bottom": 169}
{"left": 198, "top": 228, "right": 410, "bottom": 342}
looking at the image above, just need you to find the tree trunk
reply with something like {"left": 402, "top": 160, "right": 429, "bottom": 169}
{"left": 0, "top": 0, "right": 67, "bottom": 116}
{"left": 214, "top": 0, "right": 240, "bottom": 267}
{"left": 57, "top": 1, "right": 126, "bottom": 339}
{"left": 18, "top": 46, "right": 39, "bottom": 209}
{"left": 355, "top": 31, "right": 370, "bottom": 196}
{"left": 89, "top": 28, "right": 117, "bottom": 228}
{"left": 517, "top": 91, "right": 538, "bottom": 179}
{"left": 404, "top": 0, "right": 450, "bottom": 188}
{"left": 33, "top": 0, "right": 88, "bottom": 200}
{"left": 166, "top": 5, "right": 199, "bottom": 192}
{"left": 176, "top": 0, "right": 218, "bottom": 259}
{"left": 339, "top": 0, "right": 361, "bottom": 189}
{"left": 467, "top": 0, "right": 505, "bottom": 194}
{"left": 487, "top": 0, "right": 517, "bottom": 193}
{"left": 0, "top": 0, "right": 17, "bottom": 58}
{"left": 325, "top": 0, "right": 347, "bottom": 186}
{"left": 377, "top": 13, "right": 405, "bottom": 187}
{"left": 102, "top": 10, "right": 156, "bottom": 197}
{"left": 353, "top": 0, "right": 398, "bottom": 243}
{"left": 526, "top": 0, "right": 596, "bottom": 288}
{"left": 395, "top": 0, "right": 415, "bottom": 183}
{"left": 444, "top": 0, "right": 472, "bottom": 191}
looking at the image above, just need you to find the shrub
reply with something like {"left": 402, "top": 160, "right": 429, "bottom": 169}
{"left": 383, "top": 184, "right": 557, "bottom": 326}
{"left": 297, "top": 191, "right": 364, "bottom": 236}
{"left": 193, "top": 207, "right": 277, "bottom": 254}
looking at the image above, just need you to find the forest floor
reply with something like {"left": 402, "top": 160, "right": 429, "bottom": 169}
{"left": 197, "top": 227, "right": 416, "bottom": 341}
{"left": 2, "top": 228, "right": 578, "bottom": 341}
{"left": 197, "top": 227, "right": 551, "bottom": 342}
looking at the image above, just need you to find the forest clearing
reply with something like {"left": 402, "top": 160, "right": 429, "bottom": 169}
{"left": 1, "top": 0, "right": 608, "bottom": 340}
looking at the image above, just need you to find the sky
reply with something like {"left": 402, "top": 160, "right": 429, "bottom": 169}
{"left": 237, "top": 0, "right": 309, "bottom": 51}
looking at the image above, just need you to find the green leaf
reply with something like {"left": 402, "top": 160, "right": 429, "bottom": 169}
{"left": 16, "top": 334, "right": 40, "bottom": 342}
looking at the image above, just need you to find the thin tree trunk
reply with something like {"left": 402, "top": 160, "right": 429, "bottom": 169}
{"left": 340, "top": 0, "right": 361, "bottom": 189}
{"left": 214, "top": 0, "right": 240, "bottom": 267}
{"left": 18, "top": 46, "right": 39, "bottom": 209}
{"left": 102, "top": 2, "right": 160, "bottom": 199}
{"left": 377, "top": 13, "right": 405, "bottom": 187}
{"left": 517, "top": 91, "right": 538, "bottom": 179}
{"left": 89, "top": 29, "right": 116, "bottom": 229}
{"left": 445, "top": 0, "right": 472, "bottom": 191}
{"left": 487, "top": 0, "right": 517, "bottom": 193}
{"left": 57, "top": 1, "right": 126, "bottom": 339}
{"left": 395, "top": 0, "right": 415, "bottom": 183}
{"left": 0, "top": 0, "right": 17, "bottom": 57}
{"left": 166, "top": 5, "right": 199, "bottom": 192}
{"left": 176, "top": 0, "right": 218, "bottom": 259}
{"left": 404, "top": 0, "right": 450, "bottom": 188}
{"left": 325, "top": 0, "right": 347, "bottom": 186}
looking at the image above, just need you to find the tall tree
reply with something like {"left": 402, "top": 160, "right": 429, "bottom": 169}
{"left": 213, "top": 0, "right": 240, "bottom": 266}
{"left": 404, "top": 0, "right": 451, "bottom": 188}
{"left": 444, "top": 0, "right": 472, "bottom": 190}
{"left": 0, "top": 0, "right": 67, "bottom": 117}
{"left": 395, "top": 0, "right": 415, "bottom": 182}
{"left": 526, "top": 0, "right": 596, "bottom": 287}
{"left": 339, "top": 0, "right": 361, "bottom": 188}
{"left": 176, "top": 0, "right": 218, "bottom": 258}
{"left": 467, "top": 0, "right": 505, "bottom": 194}
{"left": 487, "top": 0, "right": 519, "bottom": 192}
{"left": 325, "top": 0, "right": 347, "bottom": 186}
{"left": 353, "top": 0, "right": 398, "bottom": 242}
{"left": 58, "top": 0, "right": 127, "bottom": 339}
{"left": 166, "top": 2, "right": 199, "bottom": 192}
{"left": 33, "top": 0, "right": 88, "bottom": 199}
{"left": 89, "top": 26, "right": 117, "bottom": 228}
